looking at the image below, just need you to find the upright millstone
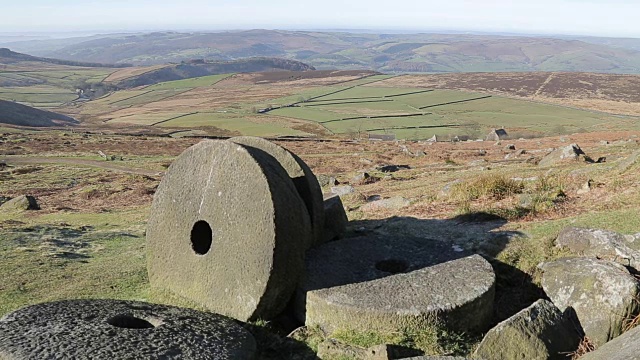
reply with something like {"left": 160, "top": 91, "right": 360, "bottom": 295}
{"left": 147, "top": 140, "right": 312, "bottom": 321}
{"left": 0, "top": 299, "right": 256, "bottom": 359}
{"left": 230, "top": 136, "right": 324, "bottom": 248}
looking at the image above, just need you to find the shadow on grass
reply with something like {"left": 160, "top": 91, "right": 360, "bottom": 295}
{"left": 244, "top": 322, "right": 320, "bottom": 360}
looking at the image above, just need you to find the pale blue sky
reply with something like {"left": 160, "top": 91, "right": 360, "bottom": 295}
{"left": 2, "top": 0, "right": 639, "bottom": 38}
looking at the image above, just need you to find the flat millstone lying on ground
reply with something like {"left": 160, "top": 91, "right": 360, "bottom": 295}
{"left": 298, "top": 235, "right": 495, "bottom": 333}
{"left": 147, "top": 140, "right": 311, "bottom": 321}
{"left": 230, "top": 136, "right": 324, "bottom": 248}
{"left": 0, "top": 299, "right": 256, "bottom": 359}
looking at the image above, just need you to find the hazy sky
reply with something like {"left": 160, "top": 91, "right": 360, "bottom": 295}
{"left": 2, "top": 0, "right": 639, "bottom": 38}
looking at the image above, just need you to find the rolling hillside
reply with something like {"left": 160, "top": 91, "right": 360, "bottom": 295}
{"left": 0, "top": 48, "right": 128, "bottom": 68}
{"left": 112, "top": 57, "right": 315, "bottom": 88}
{"left": 3, "top": 30, "right": 640, "bottom": 74}
{"left": 0, "top": 100, "right": 78, "bottom": 127}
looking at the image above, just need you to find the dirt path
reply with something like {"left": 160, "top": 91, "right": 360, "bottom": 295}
{"left": 534, "top": 72, "right": 556, "bottom": 97}
{"left": 1, "top": 156, "right": 163, "bottom": 176}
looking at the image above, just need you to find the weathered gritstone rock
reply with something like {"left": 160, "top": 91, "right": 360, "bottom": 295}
{"left": 298, "top": 235, "right": 495, "bottom": 333}
{"left": 230, "top": 136, "right": 324, "bottom": 247}
{"left": 580, "top": 323, "right": 640, "bottom": 360}
{"left": 541, "top": 257, "right": 640, "bottom": 346}
{"left": 322, "top": 194, "right": 348, "bottom": 243}
{"left": 0, "top": 195, "right": 39, "bottom": 212}
{"left": 0, "top": 299, "right": 256, "bottom": 360}
{"left": 556, "top": 226, "right": 640, "bottom": 269}
{"left": 474, "top": 299, "right": 581, "bottom": 360}
{"left": 147, "top": 140, "right": 311, "bottom": 321}
{"left": 538, "top": 143, "right": 589, "bottom": 167}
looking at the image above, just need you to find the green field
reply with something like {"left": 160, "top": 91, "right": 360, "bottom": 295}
{"left": 0, "top": 67, "right": 114, "bottom": 107}
{"left": 0, "top": 85, "right": 78, "bottom": 106}
{"left": 107, "top": 111, "right": 189, "bottom": 126}
{"left": 267, "top": 85, "right": 626, "bottom": 139}
{"left": 145, "top": 73, "right": 232, "bottom": 90}
{"left": 155, "top": 112, "right": 308, "bottom": 136}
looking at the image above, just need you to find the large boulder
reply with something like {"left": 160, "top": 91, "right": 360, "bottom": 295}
{"left": 0, "top": 195, "right": 39, "bottom": 212}
{"left": 541, "top": 257, "right": 640, "bottom": 346}
{"left": 474, "top": 299, "right": 581, "bottom": 360}
{"left": 230, "top": 136, "right": 324, "bottom": 248}
{"left": 580, "top": 323, "right": 640, "bottom": 360}
{"left": 0, "top": 299, "right": 256, "bottom": 359}
{"left": 298, "top": 235, "right": 495, "bottom": 334}
{"left": 555, "top": 227, "right": 640, "bottom": 269}
{"left": 147, "top": 140, "right": 311, "bottom": 321}
{"left": 538, "top": 143, "right": 589, "bottom": 167}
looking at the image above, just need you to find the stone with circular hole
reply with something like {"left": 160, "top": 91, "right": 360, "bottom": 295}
{"left": 147, "top": 140, "right": 312, "bottom": 321}
{"left": 230, "top": 136, "right": 324, "bottom": 248}
{"left": 0, "top": 299, "right": 256, "bottom": 359}
{"left": 296, "top": 235, "right": 495, "bottom": 334}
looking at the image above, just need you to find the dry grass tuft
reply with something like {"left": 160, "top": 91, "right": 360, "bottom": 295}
{"left": 450, "top": 174, "right": 524, "bottom": 202}
{"left": 566, "top": 337, "right": 596, "bottom": 359}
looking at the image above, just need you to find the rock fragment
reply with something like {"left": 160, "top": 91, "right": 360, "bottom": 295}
{"left": 0, "top": 195, "right": 39, "bottom": 212}
{"left": 474, "top": 299, "right": 581, "bottom": 360}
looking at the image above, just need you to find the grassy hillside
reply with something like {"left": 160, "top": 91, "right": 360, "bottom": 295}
{"left": 6, "top": 30, "right": 640, "bottom": 74}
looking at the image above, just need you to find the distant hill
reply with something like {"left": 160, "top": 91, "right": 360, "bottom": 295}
{"left": 0, "top": 100, "right": 78, "bottom": 127}
{"left": 4, "top": 30, "right": 640, "bottom": 74}
{"left": 0, "top": 48, "right": 129, "bottom": 68}
{"left": 113, "top": 57, "right": 315, "bottom": 88}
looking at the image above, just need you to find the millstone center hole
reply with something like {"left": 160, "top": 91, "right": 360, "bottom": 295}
{"left": 375, "top": 259, "right": 409, "bottom": 274}
{"left": 191, "top": 220, "right": 213, "bottom": 255}
{"left": 107, "top": 314, "right": 155, "bottom": 329}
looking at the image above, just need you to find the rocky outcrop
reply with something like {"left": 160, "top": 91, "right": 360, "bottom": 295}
{"left": 538, "top": 144, "right": 590, "bottom": 167}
